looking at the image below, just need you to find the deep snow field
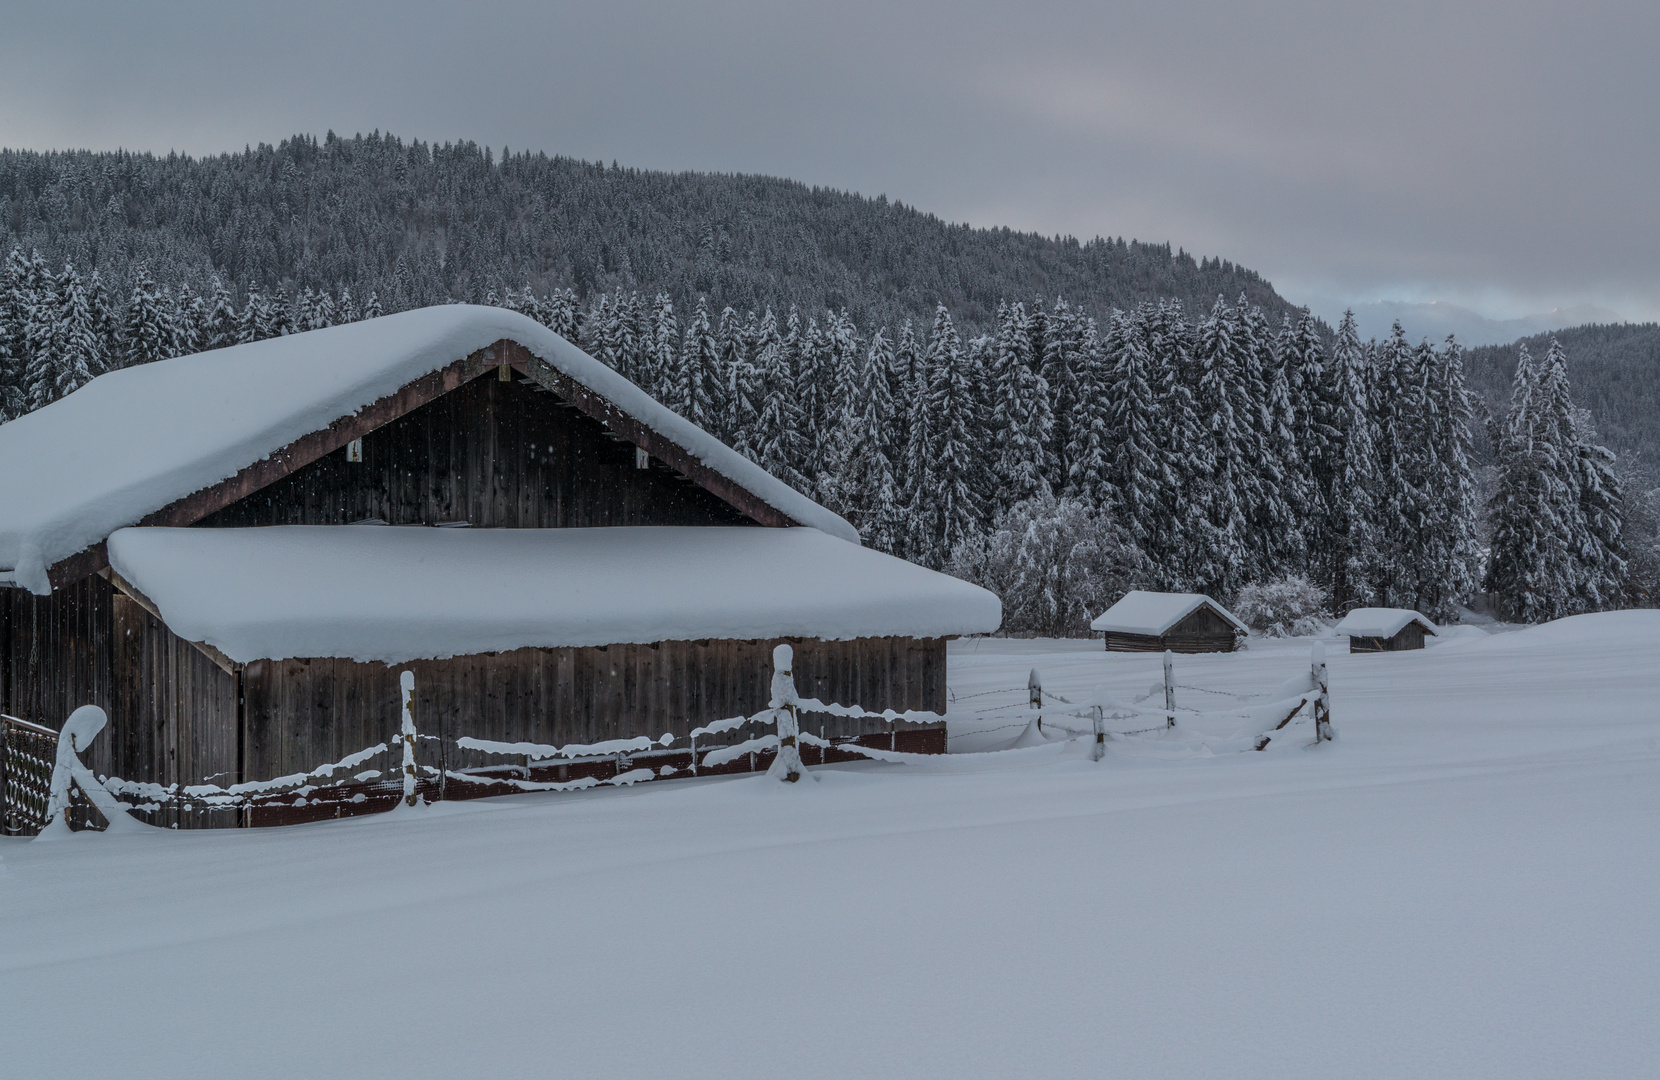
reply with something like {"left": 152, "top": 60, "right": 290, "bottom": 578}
{"left": 3, "top": 613, "right": 1658, "bottom": 1079}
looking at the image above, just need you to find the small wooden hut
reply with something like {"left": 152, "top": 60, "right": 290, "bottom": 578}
{"left": 1090, "top": 591, "right": 1247, "bottom": 653}
{"left": 1334, "top": 608, "right": 1437, "bottom": 653}
{"left": 0, "top": 306, "right": 1001, "bottom": 828}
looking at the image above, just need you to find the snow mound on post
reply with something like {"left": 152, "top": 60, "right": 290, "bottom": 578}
{"left": 105, "top": 525, "right": 1003, "bottom": 664}
{"left": 1332, "top": 608, "right": 1437, "bottom": 639}
{"left": 0, "top": 305, "right": 856, "bottom": 594}
{"left": 1089, "top": 591, "right": 1247, "bottom": 636}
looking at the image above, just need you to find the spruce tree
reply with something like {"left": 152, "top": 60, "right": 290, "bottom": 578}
{"left": 646, "top": 292, "right": 678, "bottom": 399}
{"left": 46, "top": 263, "right": 102, "bottom": 401}
{"left": 677, "top": 297, "right": 718, "bottom": 427}
{"left": 1329, "top": 311, "right": 1384, "bottom": 608}
{"left": 905, "top": 305, "right": 982, "bottom": 568}
{"left": 121, "top": 270, "right": 174, "bottom": 371}
{"left": 1104, "top": 306, "right": 1166, "bottom": 556}
{"left": 1040, "top": 298, "right": 1082, "bottom": 491}
{"left": 989, "top": 302, "right": 1051, "bottom": 515}
{"left": 1064, "top": 317, "right": 1112, "bottom": 504}
{"left": 1191, "top": 295, "right": 1251, "bottom": 597}
{"left": 1142, "top": 299, "right": 1203, "bottom": 588}
{"left": 206, "top": 276, "right": 239, "bottom": 348}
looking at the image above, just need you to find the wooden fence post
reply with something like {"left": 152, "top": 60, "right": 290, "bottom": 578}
{"left": 768, "top": 644, "right": 806, "bottom": 782}
{"left": 1091, "top": 705, "right": 1106, "bottom": 761}
{"left": 1311, "top": 643, "right": 1332, "bottom": 742}
{"left": 1163, "top": 650, "right": 1176, "bottom": 729}
{"left": 400, "top": 670, "right": 419, "bottom": 807}
{"left": 1029, "top": 668, "right": 1042, "bottom": 732}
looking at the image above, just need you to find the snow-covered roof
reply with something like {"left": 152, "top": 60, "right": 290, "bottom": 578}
{"left": 1088, "top": 591, "right": 1247, "bottom": 636}
{"left": 1333, "top": 608, "right": 1438, "bottom": 639}
{"left": 105, "top": 525, "right": 1003, "bottom": 664}
{"left": 0, "top": 305, "right": 856, "bottom": 594}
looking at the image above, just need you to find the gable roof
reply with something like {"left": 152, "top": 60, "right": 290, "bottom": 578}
{"left": 1089, "top": 591, "right": 1248, "bottom": 636}
{"left": 0, "top": 305, "right": 856, "bottom": 594}
{"left": 1333, "top": 608, "right": 1438, "bottom": 639}
{"left": 105, "top": 525, "right": 1002, "bottom": 664}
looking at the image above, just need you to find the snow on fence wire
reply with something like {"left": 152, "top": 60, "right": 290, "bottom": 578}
{"left": 17, "top": 643, "right": 948, "bottom": 834}
{"left": 14, "top": 642, "right": 1335, "bottom": 837}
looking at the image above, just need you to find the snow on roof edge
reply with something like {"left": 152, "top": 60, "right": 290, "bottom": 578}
{"left": 106, "top": 525, "right": 1002, "bottom": 663}
{"left": 0, "top": 306, "right": 857, "bottom": 594}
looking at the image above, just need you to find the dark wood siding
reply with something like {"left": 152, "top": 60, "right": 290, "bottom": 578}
{"left": 198, "top": 372, "right": 752, "bottom": 529}
{"left": 0, "top": 579, "right": 236, "bottom": 823}
{"left": 243, "top": 636, "right": 945, "bottom": 784}
{"left": 1348, "top": 622, "right": 1428, "bottom": 653}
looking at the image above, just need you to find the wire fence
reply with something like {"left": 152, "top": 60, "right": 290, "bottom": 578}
{"left": 16, "top": 644, "right": 1333, "bottom": 837}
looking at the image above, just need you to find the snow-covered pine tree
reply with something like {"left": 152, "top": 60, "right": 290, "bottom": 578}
{"left": 1145, "top": 299, "right": 1204, "bottom": 588}
{"left": 1191, "top": 295, "right": 1252, "bottom": 597}
{"left": 18, "top": 251, "right": 56, "bottom": 398}
{"left": 122, "top": 270, "right": 176, "bottom": 368}
{"left": 1410, "top": 335, "right": 1482, "bottom": 619}
{"left": 725, "top": 309, "right": 767, "bottom": 459}
{"left": 361, "top": 291, "right": 384, "bottom": 321}
{"left": 988, "top": 302, "right": 1051, "bottom": 517}
{"left": 905, "top": 305, "right": 983, "bottom": 568}
{"left": 1041, "top": 298, "right": 1082, "bottom": 492}
{"left": 615, "top": 292, "right": 644, "bottom": 382}
{"left": 173, "top": 282, "right": 208, "bottom": 357}
{"left": 1104, "top": 305, "right": 1166, "bottom": 557}
{"left": 754, "top": 310, "right": 809, "bottom": 491}
{"left": 646, "top": 292, "right": 678, "bottom": 400}
{"left": 1064, "top": 316, "right": 1112, "bottom": 505}
{"left": 237, "top": 288, "right": 280, "bottom": 343}
{"left": 1370, "top": 323, "right": 1409, "bottom": 604}
{"left": 1281, "top": 313, "right": 1340, "bottom": 585}
{"left": 888, "top": 320, "right": 921, "bottom": 487}
{"left": 206, "top": 276, "right": 238, "bottom": 348}
{"left": 336, "top": 286, "right": 359, "bottom": 325}
{"left": 826, "top": 333, "right": 903, "bottom": 553}
{"left": 677, "top": 297, "right": 719, "bottom": 428}
{"left": 707, "top": 303, "right": 747, "bottom": 437}
{"left": 1328, "top": 311, "right": 1385, "bottom": 608}
{"left": 44, "top": 263, "right": 102, "bottom": 401}
{"left": 1543, "top": 340, "right": 1626, "bottom": 611}
{"left": 1486, "top": 343, "right": 1575, "bottom": 621}
{"left": 1244, "top": 301, "right": 1304, "bottom": 578}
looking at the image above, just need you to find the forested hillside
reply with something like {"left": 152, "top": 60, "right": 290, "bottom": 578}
{"left": 0, "top": 132, "right": 1298, "bottom": 335}
{"left": 1466, "top": 323, "right": 1660, "bottom": 473}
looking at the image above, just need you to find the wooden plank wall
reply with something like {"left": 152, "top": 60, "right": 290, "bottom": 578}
{"left": 0, "top": 578, "right": 237, "bottom": 826}
{"left": 197, "top": 372, "right": 753, "bottom": 529}
{"left": 243, "top": 636, "right": 947, "bottom": 783}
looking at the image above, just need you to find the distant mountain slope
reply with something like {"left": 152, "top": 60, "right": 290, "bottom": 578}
{"left": 0, "top": 132, "right": 1302, "bottom": 332}
{"left": 1464, "top": 323, "right": 1660, "bottom": 472}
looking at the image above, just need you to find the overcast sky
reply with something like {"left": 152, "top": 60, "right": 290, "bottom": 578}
{"left": 2, "top": 1, "right": 1655, "bottom": 341}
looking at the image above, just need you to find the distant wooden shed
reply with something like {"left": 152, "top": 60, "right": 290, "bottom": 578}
{"left": 1334, "top": 608, "right": 1437, "bottom": 653}
{"left": 1089, "top": 591, "right": 1247, "bottom": 653}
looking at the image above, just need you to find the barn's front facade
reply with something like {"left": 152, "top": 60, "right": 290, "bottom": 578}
{"left": 1090, "top": 591, "right": 1247, "bottom": 653}
{"left": 0, "top": 306, "right": 999, "bottom": 828}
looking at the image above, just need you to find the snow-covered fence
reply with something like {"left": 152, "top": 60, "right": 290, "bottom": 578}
{"left": 957, "top": 645, "right": 1337, "bottom": 759}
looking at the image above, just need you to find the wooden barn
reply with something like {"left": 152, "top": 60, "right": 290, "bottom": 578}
{"left": 1334, "top": 608, "right": 1437, "bottom": 653}
{"left": 0, "top": 305, "right": 1000, "bottom": 828}
{"left": 1090, "top": 591, "right": 1247, "bottom": 653}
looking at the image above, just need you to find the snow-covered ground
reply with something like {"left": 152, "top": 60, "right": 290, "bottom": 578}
{"left": 3, "top": 613, "right": 1658, "bottom": 1078}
